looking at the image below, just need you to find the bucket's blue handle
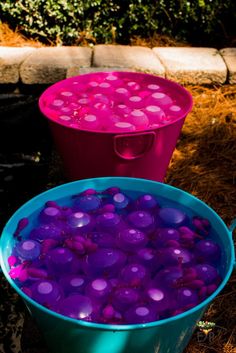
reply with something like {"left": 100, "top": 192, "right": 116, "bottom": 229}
{"left": 229, "top": 218, "right": 236, "bottom": 270}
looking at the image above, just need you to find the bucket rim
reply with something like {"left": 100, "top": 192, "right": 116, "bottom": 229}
{"left": 0, "top": 177, "right": 234, "bottom": 332}
{"left": 38, "top": 71, "right": 193, "bottom": 135}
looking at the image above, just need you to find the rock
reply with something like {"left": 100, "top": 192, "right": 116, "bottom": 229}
{"left": 93, "top": 45, "right": 165, "bottom": 76}
{"left": 220, "top": 48, "right": 236, "bottom": 84}
{"left": 0, "top": 47, "right": 36, "bottom": 84}
{"left": 153, "top": 47, "right": 227, "bottom": 84}
{"left": 20, "top": 47, "right": 92, "bottom": 84}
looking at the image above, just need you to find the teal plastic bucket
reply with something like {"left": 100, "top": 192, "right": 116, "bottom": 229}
{"left": 0, "top": 177, "right": 235, "bottom": 353}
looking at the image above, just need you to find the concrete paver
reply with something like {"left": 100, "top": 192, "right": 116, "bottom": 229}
{"left": 93, "top": 45, "right": 165, "bottom": 76}
{"left": 220, "top": 48, "right": 236, "bottom": 84}
{"left": 0, "top": 47, "right": 36, "bottom": 84}
{"left": 153, "top": 47, "right": 227, "bottom": 84}
{"left": 20, "top": 47, "right": 92, "bottom": 84}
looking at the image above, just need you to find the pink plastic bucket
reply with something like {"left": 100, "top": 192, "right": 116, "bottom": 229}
{"left": 39, "top": 72, "right": 193, "bottom": 181}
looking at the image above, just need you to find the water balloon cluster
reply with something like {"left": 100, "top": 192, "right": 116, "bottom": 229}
{"left": 43, "top": 72, "right": 185, "bottom": 132}
{"left": 9, "top": 187, "right": 222, "bottom": 325}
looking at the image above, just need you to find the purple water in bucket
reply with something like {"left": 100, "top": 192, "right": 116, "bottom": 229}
{"left": 8, "top": 186, "right": 223, "bottom": 325}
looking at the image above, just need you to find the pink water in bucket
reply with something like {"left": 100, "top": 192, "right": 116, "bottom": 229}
{"left": 39, "top": 72, "right": 193, "bottom": 181}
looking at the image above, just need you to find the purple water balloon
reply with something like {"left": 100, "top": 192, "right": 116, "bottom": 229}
{"left": 125, "top": 304, "right": 158, "bottom": 324}
{"left": 59, "top": 274, "right": 86, "bottom": 295}
{"left": 206, "top": 284, "right": 218, "bottom": 296}
{"left": 68, "top": 212, "right": 94, "bottom": 233}
{"left": 179, "top": 226, "right": 197, "bottom": 241}
{"left": 103, "top": 187, "right": 121, "bottom": 196}
{"left": 112, "top": 287, "right": 140, "bottom": 311}
{"left": 195, "top": 264, "right": 219, "bottom": 284}
{"left": 45, "top": 201, "right": 61, "bottom": 209}
{"left": 60, "top": 206, "right": 73, "bottom": 218}
{"left": 74, "top": 195, "right": 101, "bottom": 212}
{"left": 132, "top": 248, "right": 159, "bottom": 272}
{"left": 192, "top": 216, "right": 211, "bottom": 235}
{"left": 27, "top": 267, "right": 49, "bottom": 280}
{"left": 96, "top": 212, "right": 123, "bottom": 233}
{"left": 158, "top": 207, "right": 188, "bottom": 227}
{"left": 31, "top": 280, "right": 62, "bottom": 307}
{"left": 145, "top": 286, "right": 171, "bottom": 311}
{"left": 8, "top": 255, "right": 17, "bottom": 268}
{"left": 137, "top": 194, "right": 158, "bottom": 211}
{"left": 46, "top": 247, "right": 79, "bottom": 275}
{"left": 86, "top": 278, "right": 112, "bottom": 302}
{"left": 154, "top": 228, "right": 180, "bottom": 247}
{"left": 40, "top": 207, "right": 61, "bottom": 224}
{"left": 99, "top": 204, "right": 116, "bottom": 214}
{"left": 14, "top": 218, "right": 29, "bottom": 238}
{"left": 154, "top": 266, "right": 183, "bottom": 289}
{"left": 127, "top": 210, "right": 155, "bottom": 233}
{"left": 41, "top": 239, "right": 59, "bottom": 256}
{"left": 117, "top": 228, "right": 148, "bottom": 252}
{"left": 57, "top": 294, "right": 95, "bottom": 321}
{"left": 16, "top": 240, "right": 41, "bottom": 260}
{"left": 30, "top": 224, "right": 63, "bottom": 242}
{"left": 194, "top": 240, "right": 221, "bottom": 263}
{"left": 158, "top": 247, "right": 193, "bottom": 267}
{"left": 112, "top": 193, "right": 129, "bottom": 210}
{"left": 175, "top": 288, "right": 199, "bottom": 309}
{"left": 120, "top": 263, "right": 148, "bottom": 287}
{"left": 90, "top": 232, "right": 116, "bottom": 248}
{"left": 83, "top": 248, "right": 127, "bottom": 277}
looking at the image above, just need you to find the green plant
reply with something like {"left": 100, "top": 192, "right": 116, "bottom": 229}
{"left": 0, "top": 0, "right": 84, "bottom": 45}
{"left": 0, "top": 0, "right": 235, "bottom": 46}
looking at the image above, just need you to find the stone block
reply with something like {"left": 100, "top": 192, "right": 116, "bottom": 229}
{"left": 220, "top": 48, "right": 236, "bottom": 84}
{"left": 0, "top": 47, "right": 36, "bottom": 84}
{"left": 93, "top": 45, "right": 165, "bottom": 76}
{"left": 20, "top": 47, "right": 92, "bottom": 84}
{"left": 153, "top": 47, "right": 227, "bottom": 84}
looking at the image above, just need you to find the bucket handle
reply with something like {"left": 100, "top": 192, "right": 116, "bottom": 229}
{"left": 229, "top": 218, "right": 236, "bottom": 270}
{"left": 113, "top": 131, "right": 156, "bottom": 160}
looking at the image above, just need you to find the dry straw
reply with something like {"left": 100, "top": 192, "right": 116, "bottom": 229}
{"left": 166, "top": 85, "right": 236, "bottom": 353}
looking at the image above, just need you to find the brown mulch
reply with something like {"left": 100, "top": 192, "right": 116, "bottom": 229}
{"left": 130, "top": 33, "right": 189, "bottom": 47}
{"left": 167, "top": 85, "right": 236, "bottom": 225}
{"left": 0, "top": 23, "right": 43, "bottom": 47}
{"left": 166, "top": 85, "right": 236, "bottom": 353}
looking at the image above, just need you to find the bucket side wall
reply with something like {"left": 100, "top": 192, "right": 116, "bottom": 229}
{"left": 25, "top": 299, "right": 206, "bottom": 353}
{"left": 48, "top": 119, "right": 185, "bottom": 182}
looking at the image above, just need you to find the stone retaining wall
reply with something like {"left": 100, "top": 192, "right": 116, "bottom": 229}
{"left": 0, "top": 45, "right": 235, "bottom": 89}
